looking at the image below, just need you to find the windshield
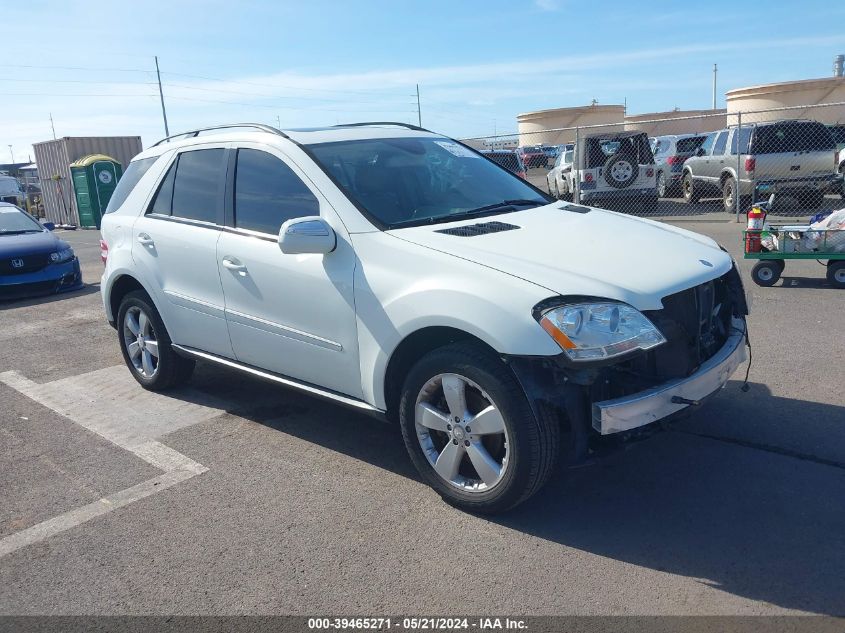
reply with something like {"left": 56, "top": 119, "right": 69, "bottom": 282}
{"left": 0, "top": 206, "right": 43, "bottom": 234}
{"left": 307, "top": 137, "right": 549, "bottom": 228}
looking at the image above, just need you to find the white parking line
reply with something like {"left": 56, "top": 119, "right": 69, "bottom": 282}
{"left": 0, "top": 367, "right": 222, "bottom": 557}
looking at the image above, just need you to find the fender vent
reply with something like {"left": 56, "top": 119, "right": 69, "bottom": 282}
{"left": 436, "top": 221, "right": 520, "bottom": 237}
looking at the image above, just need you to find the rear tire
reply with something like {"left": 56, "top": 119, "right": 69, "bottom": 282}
{"left": 751, "top": 261, "right": 782, "bottom": 287}
{"left": 117, "top": 290, "right": 195, "bottom": 391}
{"left": 683, "top": 173, "right": 701, "bottom": 203}
{"left": 398, "top": 342, "right": 559, "bottom": 514}
{"left": 656, "top": 171, "right": 667, "bottom": 198}
{"left": 826, "top": 261, "right": 845, "bottom": 288}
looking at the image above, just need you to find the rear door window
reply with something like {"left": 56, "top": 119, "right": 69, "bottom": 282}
{"left": 234, "top": 149, "right": 319, "bottom": 235}
{"left": 730, "top": 128, "right": 752, "bottom": 155}
{"left": 170, "top": 149, "right": 226, "bottom": 223}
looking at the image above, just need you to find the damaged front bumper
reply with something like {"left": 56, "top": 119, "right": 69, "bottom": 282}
{"left": 592, "top": 317, "right": 747, "bottom": 435}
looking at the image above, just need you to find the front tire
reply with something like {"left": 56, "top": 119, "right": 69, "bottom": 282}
{"left": 117, "top": 290, "right": 195, "bottom": 391}
{"left": 751, "top": 261, "right": 782, "bottom": 287}
{"left": 657, "top": 171, "right": 667, "bottom": 198}
{"left": 683, "top": 172, "right": 701, "bottom": 203}
{"left": 398, "top": 342, "right": 559, "bottom": 514}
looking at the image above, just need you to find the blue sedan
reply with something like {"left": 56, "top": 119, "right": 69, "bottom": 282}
{"left": 0, "top": 203, "right": 83, "bottom": 301}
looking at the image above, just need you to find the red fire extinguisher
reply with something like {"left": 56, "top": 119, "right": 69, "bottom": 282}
{"left": 745, "top": 205, "right": 766, "bottom": 253}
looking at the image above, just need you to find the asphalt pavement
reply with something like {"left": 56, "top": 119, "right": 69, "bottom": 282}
{"left": 1, "top": 216, "right": 843, "bottom": 616}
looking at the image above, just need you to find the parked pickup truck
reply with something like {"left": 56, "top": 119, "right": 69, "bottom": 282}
{"left": 100, "top": 122, "right": 749, "bottom": 513}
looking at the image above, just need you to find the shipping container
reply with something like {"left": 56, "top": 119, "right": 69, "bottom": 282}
{"left": 32, "top": 136, "right": 143, "bottom": 226}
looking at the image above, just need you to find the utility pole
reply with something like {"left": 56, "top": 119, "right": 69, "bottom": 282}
{"left": 712, "top": 63, "right": 718, "bottom": 110}
{"left": 8, "top": 145, "right": 13, "bottom": 163}
{"left": 276, "top": 115, "right": 281, "bottom": 129}
{"left": 155, "top": 56, "right": 170, "bottom": 137}
{"left": 49, "top": 113, "right": 56, "bottom": 140}
{"left": 415, "top": 84, "right": 422, "bottom": 127}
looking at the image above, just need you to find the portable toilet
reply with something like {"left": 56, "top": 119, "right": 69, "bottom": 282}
{"left": 69, "top": 154, "right": 123, "bottom": 229}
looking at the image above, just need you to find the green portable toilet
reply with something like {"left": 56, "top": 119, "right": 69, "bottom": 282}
{"left": 69, "top": 154, "right": 123, "bottom": 229}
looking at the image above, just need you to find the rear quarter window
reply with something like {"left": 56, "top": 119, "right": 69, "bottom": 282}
{"left": 104, "top": 157, "right": 156, "bottom": 214}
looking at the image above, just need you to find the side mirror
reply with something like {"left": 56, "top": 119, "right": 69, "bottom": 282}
{"left": 278, "top": 216, "right": 336, "bottom": 255}
{"left": 696, "top": 147, "right": 706, "bottom": 157}
{"left": 43, "top": 222, "right": 55, "bottom": 231}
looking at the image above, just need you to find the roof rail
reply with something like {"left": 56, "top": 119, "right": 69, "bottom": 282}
{"left": 152, "top": 123, "right": 289, "bottom": 147}
{"left": 332, "top": 121, "right": 431, "bottom": 133}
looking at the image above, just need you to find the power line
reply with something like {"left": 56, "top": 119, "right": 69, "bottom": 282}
{"left": 160, "top": 69, "right": 408, "bottom": 96}
{"left": 162, "top": 82, "right": 399, "bottom": 104}
{"left": 166, "top": 94, "right": 416, "bottom": 113}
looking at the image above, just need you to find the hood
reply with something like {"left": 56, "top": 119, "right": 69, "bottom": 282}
{"left": 0, "top": 230, "right": 64, "bottom": 259}
{"left": 389, "top": 204, "right": 732, "bottom": 311}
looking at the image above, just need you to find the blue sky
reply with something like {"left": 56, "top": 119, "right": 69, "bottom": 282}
{"left": 2, "top": 0, "right": 845, "bottom": 161}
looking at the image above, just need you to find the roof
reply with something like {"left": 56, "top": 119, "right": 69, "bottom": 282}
{"left": 583, "top": 130, "right": 649, "bottom": 140}
{"left": 69, "top": 154, "right": 119, "bottom": 168}
{"left": 136, "top": 122, "right": 442, "bottom": 162}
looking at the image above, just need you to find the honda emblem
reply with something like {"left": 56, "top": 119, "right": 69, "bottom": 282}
{"left": 10, "top": 258, "right": 24, "bottom": 269}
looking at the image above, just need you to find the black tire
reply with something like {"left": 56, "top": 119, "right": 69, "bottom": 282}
{"left": 751, "top": 261, "right": 782, "bottom": 287}
{"left": 398, "top": 342, "right": 559, "bottom": 514}
{"left": 604, "top": 153, "right": 638, "bottom": 189}
{"left": 656, "top": 171, "right": 667, "bottom": 198}
{"left": 826, "top": 261, "right": 845, "bottom": 288}
{"left": 117, "top": 290, "right": 195, "bottom": 391}
{"left": 722, "top": 177, "right": 737, "bottom": 212}
{"left": 683, "top": 172, "right": 701, "bottom": 203}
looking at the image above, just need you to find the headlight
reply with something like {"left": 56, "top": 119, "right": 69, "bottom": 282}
{"left": 50, "top": 247, "right": 74, "bottom": 264}
{"left": 538, "top": 302, "right": 666, "bottom": 361}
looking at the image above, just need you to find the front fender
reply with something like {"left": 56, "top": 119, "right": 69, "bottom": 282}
{"left": 351, "top": 233, "right": 560, "bottom": 409}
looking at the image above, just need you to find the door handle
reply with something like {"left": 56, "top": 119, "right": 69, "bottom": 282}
{"left": 221, "top": 256, "right": 248, "bottom": 274}
{"left": 137, "top": 233, "right": 155, "bottom": 246}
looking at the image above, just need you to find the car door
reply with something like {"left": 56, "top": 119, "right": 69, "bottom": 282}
{"left": 131, "top": 145, "right": 234, "bottom": 358}
{"left": 216, "top": 145, "right": 362, "bottom": 398}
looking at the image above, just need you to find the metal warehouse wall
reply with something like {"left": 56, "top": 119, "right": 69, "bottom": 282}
{"left": 32, "top": 136, "right": 143, "bottom": 226}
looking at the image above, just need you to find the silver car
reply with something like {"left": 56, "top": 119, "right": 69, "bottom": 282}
{"left": 682, "top": 119, "right": 839, "bottom": 212}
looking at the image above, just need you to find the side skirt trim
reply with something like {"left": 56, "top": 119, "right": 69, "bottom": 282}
{"left": 171, "top": 344, "right": 385, "bottom": 419}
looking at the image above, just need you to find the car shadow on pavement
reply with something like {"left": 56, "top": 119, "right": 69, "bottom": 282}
{"left": 179, "top": 365, "right": 845, "bottom": 615}
{"left": 0, "top": 283, "right": 99, "bottom": 309}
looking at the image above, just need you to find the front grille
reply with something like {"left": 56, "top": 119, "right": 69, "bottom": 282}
{"left": 589, "top": 267, "right": 746, "bottom": 403}
{"left": 0, "top": 253, "right": 50, "bottom": 275}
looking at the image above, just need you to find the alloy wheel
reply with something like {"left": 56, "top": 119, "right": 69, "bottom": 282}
{"left": 122, "top": 306, "right": 159, "bottom": 378}
{"left": 414, "top": 373, "right": 509, "bottom": 492}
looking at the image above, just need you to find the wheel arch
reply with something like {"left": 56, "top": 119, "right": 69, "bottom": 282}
{"left": 383, "top": 326, "right": 500, "bottom": 422}
{"left": 106, "top": 273, "right": 160, "bottom": 328}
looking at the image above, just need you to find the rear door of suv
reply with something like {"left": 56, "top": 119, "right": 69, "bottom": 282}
{"left": 131, "top": 144, "right": 234, "bottom": 358}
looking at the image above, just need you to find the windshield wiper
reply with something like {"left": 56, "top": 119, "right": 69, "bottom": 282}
{"left": 440, "top": 199, "right": 546, "bottom": 223}
{"left": 460, "top": 199, "right": 545, "bottom": 216}
{"left": 0, "top": 229, "right": 42, "bottom": 235}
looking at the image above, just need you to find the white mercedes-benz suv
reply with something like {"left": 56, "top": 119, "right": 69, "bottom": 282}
{"left": 100, "top": 122, "right": 749, "bottom": 513}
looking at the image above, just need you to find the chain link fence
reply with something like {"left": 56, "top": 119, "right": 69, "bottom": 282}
{"left": 461, "top": 102, "right": 845, "bottom": 221}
